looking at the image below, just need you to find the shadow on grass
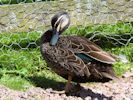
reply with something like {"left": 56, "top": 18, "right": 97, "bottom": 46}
{"left": 27, "top": 75, "right": 65, "bottom": 91}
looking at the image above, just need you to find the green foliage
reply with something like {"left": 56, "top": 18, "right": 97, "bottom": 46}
{"left": 0, "top": 48, "right": 66, "bottom": 90}
{"left": 0, "top": 32, "right": 40, "bottom": 49}
{"left": 0, "top": 22, "right": 133, "bottom": 91}
{"left": 0, "top": 75, "right": 32, "bottom": 91}
{"left": 64, "top": 22, "right": 133, "bottom": 36}
{"left": 114, "top": 62, "right": 132, "bottom": 76}
{"left": 109, "top": 44, "right": 133, "bottom": 62}
{"left": 64, "top": 23, "right": 133, "bottom": 48}
{"left": 107, "top": 45, "right": 133, "bottom": 75}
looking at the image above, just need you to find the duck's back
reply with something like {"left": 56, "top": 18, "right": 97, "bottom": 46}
{"left": 40, "top": 36, "right": 117, "bottom": 82}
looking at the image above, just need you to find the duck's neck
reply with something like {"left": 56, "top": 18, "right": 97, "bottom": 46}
{"left": 50, "top": 30, "right": 60, "bottom": 46}
{"left": 41, "top": 29, "right": 53, "bottom": 44}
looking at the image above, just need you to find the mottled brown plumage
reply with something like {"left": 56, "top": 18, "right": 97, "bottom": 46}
{"left": 40, "top": 12, "right": 117, "bottom": 93}
{"left": 41, "top": 32, "right": 116, "bottom": 81}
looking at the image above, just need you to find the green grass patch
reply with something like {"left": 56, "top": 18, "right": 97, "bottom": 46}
{"left": 0, "top": 75, "right": 32, "bottom": 91}
{"left": 0, "top": 48, "right": 66, "bottom": 90}
{"left": 109, "top": 44, "right": 133, "bottom": 62}
{"left": 114, "top": 62, "right": 132, "bottom": 76}
{"left": 0, "top": 22, "right": 133, "bottom": 91}
{"left": 64, "top": 22, "right": 133, "bottom": 36}
{"left": 64, "top": 22, "right": 133, "bottom": 48}
{"left": 107, "top": 44, "right": 133, "bottom": 75}
{"left": 0, "top": 32, "right": 40, "bottom": 49}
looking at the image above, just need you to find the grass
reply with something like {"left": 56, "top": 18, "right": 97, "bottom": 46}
{"left": 0, "top": 22, "right": 133, "bottom": 91}
{"left": 0, "top": 75, "right": 32, "bottom": 91}
{"left": 0, "top": 48, "right": 66, "bottom": 90}
{"left": 109, "top": 45, "right": 133, "bottom": 75}
{"left": 64, "top": 22, "right": 133, "bottom": 36}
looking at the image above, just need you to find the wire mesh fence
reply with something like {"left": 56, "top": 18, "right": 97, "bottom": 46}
{"left": 0, "top": 0, "right": 133, "bottom": 89}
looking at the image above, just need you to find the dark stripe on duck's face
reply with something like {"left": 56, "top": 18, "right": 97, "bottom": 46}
{"left": 50, "top": 30, "right": 59, "bottom": 46}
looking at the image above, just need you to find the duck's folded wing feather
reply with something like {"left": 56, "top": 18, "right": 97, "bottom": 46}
{"left": 68, "top": 36, "right": 116, "bottom": 64}
{"left": 55, "top": 47, "right": 90, "bottom": 77}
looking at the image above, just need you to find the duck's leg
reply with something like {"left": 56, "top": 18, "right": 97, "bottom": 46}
{"left": 50, "top": 74, "right": 73, "bottom": 94}
{"left": 65, "top": 75, "right": 72, "bottom": 93}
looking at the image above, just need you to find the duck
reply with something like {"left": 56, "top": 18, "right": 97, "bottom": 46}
{"left": 40, "top": 11, "right": 117, "bottom": 93}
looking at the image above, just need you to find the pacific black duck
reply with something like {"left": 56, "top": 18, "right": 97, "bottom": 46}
{"left": 40, "top": 12, "right": 117, "bottom": 93}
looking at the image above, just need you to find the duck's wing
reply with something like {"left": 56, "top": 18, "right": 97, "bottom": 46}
{"left": 51, "top": 47, "right": 91, "bottom": 77}
{"left": 67, "top": 36, "right": 116, "bottom": 64}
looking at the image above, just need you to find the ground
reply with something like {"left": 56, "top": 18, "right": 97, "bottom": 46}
{"left": 0, "top": 76, "right": 132, "bottom": 100}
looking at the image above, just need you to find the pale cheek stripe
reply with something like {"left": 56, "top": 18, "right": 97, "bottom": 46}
{"left": 54, "top": 15, "right": 64, "bottom": 28}
{"left": 57, "top": 23, "right": 61, "bottom": 32}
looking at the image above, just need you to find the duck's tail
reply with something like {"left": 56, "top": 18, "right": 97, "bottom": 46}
{"left": 87, "top": 62, "right": 119, "bottom": 81}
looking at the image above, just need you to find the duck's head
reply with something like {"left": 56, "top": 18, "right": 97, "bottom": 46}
{"left": 50, "top": 11, "right": 70, "bottom": 45}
